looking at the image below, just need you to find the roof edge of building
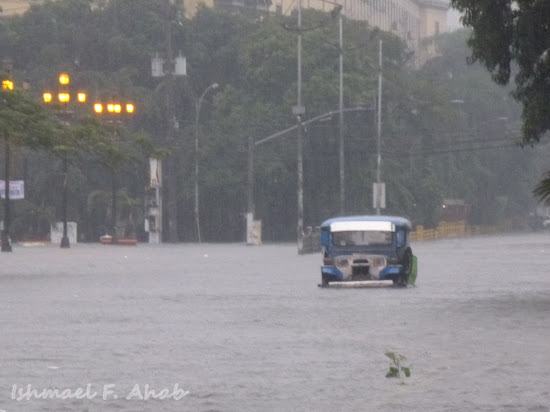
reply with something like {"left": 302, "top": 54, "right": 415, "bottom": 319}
{"left": 414, "top": 0, "right": 450, "bottom": 11}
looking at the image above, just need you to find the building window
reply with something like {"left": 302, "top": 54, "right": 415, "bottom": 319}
{"left": 435, "top": 21, "right": 440, "bottom": 35}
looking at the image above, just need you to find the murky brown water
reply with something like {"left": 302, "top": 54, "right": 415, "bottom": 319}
{"left": 1, "top": 234, "right": 549, "bottom": 411}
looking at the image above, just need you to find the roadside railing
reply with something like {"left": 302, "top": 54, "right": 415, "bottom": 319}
{"left": 410, "top": 221, "right": 502, "bottom": 241}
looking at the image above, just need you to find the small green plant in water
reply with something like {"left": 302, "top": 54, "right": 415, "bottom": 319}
{"left": 385, "top": 351, "right": 411, "bottom": 379}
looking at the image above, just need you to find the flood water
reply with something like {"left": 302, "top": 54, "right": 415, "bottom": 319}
{"left": 1, "top": 233, "right": 549, "bottom": 412}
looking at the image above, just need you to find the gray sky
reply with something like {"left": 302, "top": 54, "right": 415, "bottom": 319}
{"left": 447, "top": 8, "right": 463, "bottom": 31}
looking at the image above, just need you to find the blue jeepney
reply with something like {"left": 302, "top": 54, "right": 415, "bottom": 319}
{"left": 319, "top": 215, "right": 417, "bottom": 287}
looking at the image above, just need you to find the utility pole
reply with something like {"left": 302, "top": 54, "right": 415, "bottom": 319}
{"left": 151, "top": 1, "right": 185, "bottom": 242}
{"left": 295, "top": 0, "right": 305, "bottom": 254}
{"left": 164, "top": 0, "right": 178, "bottom": 241}
{"left": 338, "top": 11, "right": 344, "bottom": 215}
{"left": 375, "top": 38, "right": 384, "bottom": 215}
{"left": 152, "top": 0, "right": 187, "bottom": 242}
{"left": 284, "top": 1, "right": 342, "bottom": 250}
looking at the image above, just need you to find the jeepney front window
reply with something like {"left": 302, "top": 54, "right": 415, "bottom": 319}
{"left": 396, "top": 229, "right": 406, "bottom": 247}
{"left": 332, "top": 230, "right": 392, "bottom": 246}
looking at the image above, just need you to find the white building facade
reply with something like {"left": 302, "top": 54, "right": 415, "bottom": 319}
{"left": 1, "top": 0, "right": 449, "bottom": 64}
{"left": 275, "top": 0, "right": 449, "bottom": 65}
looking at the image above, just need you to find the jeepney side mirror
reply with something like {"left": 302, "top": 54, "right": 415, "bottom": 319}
{"left": 320, "top": 229, "right": 330, "bottom": 248}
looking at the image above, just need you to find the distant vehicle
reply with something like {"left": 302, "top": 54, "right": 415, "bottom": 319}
{"left": 319, "top": 215, "right": 417, "bottom": 288}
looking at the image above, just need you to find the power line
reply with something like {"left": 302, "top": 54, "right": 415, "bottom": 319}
{"left": 383, "top": 143, "right": 520, "bottom": 158}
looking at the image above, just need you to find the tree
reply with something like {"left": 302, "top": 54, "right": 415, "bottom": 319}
{"left": 70, "top": 116, "right": 158, "bottom": 242}
{"left": 1, "top": 3, "right": 542, "bottom": 241}
{"left": 0, "top": 76, "right": 59, "bottom": 247}
{"left": 450, "top": 0, "right": 550, "bottom": 201}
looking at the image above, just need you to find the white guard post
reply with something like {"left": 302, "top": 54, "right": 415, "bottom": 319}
{"left": 246, "top": 212, "right": 262, "bottom": 245}
{"left": 147, "top": 158, "right": 162, "bottom": 244}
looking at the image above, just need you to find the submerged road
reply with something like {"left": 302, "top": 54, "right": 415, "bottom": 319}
{"left": 0, "top": 233, "right": 549, "bottom": 411}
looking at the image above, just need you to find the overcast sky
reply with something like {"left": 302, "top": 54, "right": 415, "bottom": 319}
{"left": 447, "top": 8, "right": 463, "bottom": 31}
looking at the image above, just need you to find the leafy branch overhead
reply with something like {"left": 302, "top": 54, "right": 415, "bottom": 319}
{"left": 0, "top": 84, "right": 59, "bottom": 148}
{"left": 68, "top": 116, "right": 157, "bottom": 170}
{"left": 450, "top": 0, "right": 550, "bottom": 145}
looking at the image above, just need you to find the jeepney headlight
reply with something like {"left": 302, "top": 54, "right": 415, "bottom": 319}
{"left": 371, "top": 256, "right": 386, "bottom": 267}
{"left": 335, "top": 257, "right": 349, "bottom": 267}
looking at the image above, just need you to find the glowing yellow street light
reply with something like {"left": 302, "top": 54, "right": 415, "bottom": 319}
{"left": 59, "top": 73, "right": 70, "bottom": 85}
{"left": 41, "top": 72, "right": 89, "bottom": 249}
{"left": 92, "top": 98, "right": 135, "bottom": 246}
{"left": 2, "top": 79, "right": 14, "bottom": 90}
{"left": 94, "top": 101, "right": 135, "bottom": 116}
{"left": 58, "top": 92, "right": 70, "bottom": 103}
{"left": 40, "top": 74, "right": 86, "bottom": 106}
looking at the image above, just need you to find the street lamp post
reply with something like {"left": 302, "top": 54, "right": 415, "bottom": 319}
{"left": 374, "top": 38, "right": 384, "bottom": 215}
{"left": 42, "top": 73, "right": 87, "bottom": 248}
{"left": 294, "top": 0, "right": 306, "bottom": 254}
{"left": 1, "top": 78, "right": 13, "bottom": 252}
{"left": 194, "top": 82, "right": 219, "bottom": 243}
{"left": 93, "top": 101, "right": 135, "bottom": 245}
{"left": 60, "top": 155, "right": 69, "bottom": 247}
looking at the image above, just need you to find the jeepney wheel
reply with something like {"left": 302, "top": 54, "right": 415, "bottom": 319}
{"left": 321, "top": 273, "right": 332, "bottom": 287}
{"left": 398, "top": 248, "right": 413, "bottom": 286}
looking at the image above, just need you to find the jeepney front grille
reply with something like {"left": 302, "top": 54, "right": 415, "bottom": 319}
{"left": 351, "top": 258, "right": 371, "bottom": 279}
{"left": 334, "top": 255, "right": 387, "bottom": 281}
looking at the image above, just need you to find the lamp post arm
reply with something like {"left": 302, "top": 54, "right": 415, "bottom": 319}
{"left": 255, "top": 106, "right": 369, "bottom": 146}
{"left": 194, "top": 82, "right": 219, "bottom": 243}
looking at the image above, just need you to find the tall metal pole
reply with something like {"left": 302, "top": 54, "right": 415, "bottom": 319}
{"left": 246, "top": 135, "right": 255, "bottom": 244}
{"left": 194, "top": 83, "right": 218, "bottom": 244}
{"left": 296, "top": 0, "right": 305, "bottom": 253}
{"left": 1, "top": 137, "right": 11, "bottom": 252}
{"left": 247, "top": 135, "right": 254, "bottom": 220}
{"left": 60, "top": 154, "right": 70, "bottom": 248}
{"left": 165, "top": 0, "right": 178, "bottom": 242}
{"left": 111, "top": 167, "right": 118, "bottom": 244}
{"left": 338, "top": 13, "right": 344, "bottom": 215}
{"left": 194, "top": 98, "right": 201, "bottom": 244}
{"left": 376, "top": 38, "right": 382, "bottom": 215}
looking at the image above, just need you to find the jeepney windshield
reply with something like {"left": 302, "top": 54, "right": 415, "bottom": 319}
{"left": 332, "top": 230, "right": 392, "bottom": 246}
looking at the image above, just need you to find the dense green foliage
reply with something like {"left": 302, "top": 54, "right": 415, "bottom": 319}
{"left": 0, "top": 0, "right": 541, "bottom": 242}
{"left": 450, "top": 0, "right": 550, "bottom": 203}
{"left": 450, "top": 0, "right": 550, "bottom": 144}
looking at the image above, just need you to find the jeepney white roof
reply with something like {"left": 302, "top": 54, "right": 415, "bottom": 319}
{"left": 330, "top": 221, "right": 395, "bottom": 232}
